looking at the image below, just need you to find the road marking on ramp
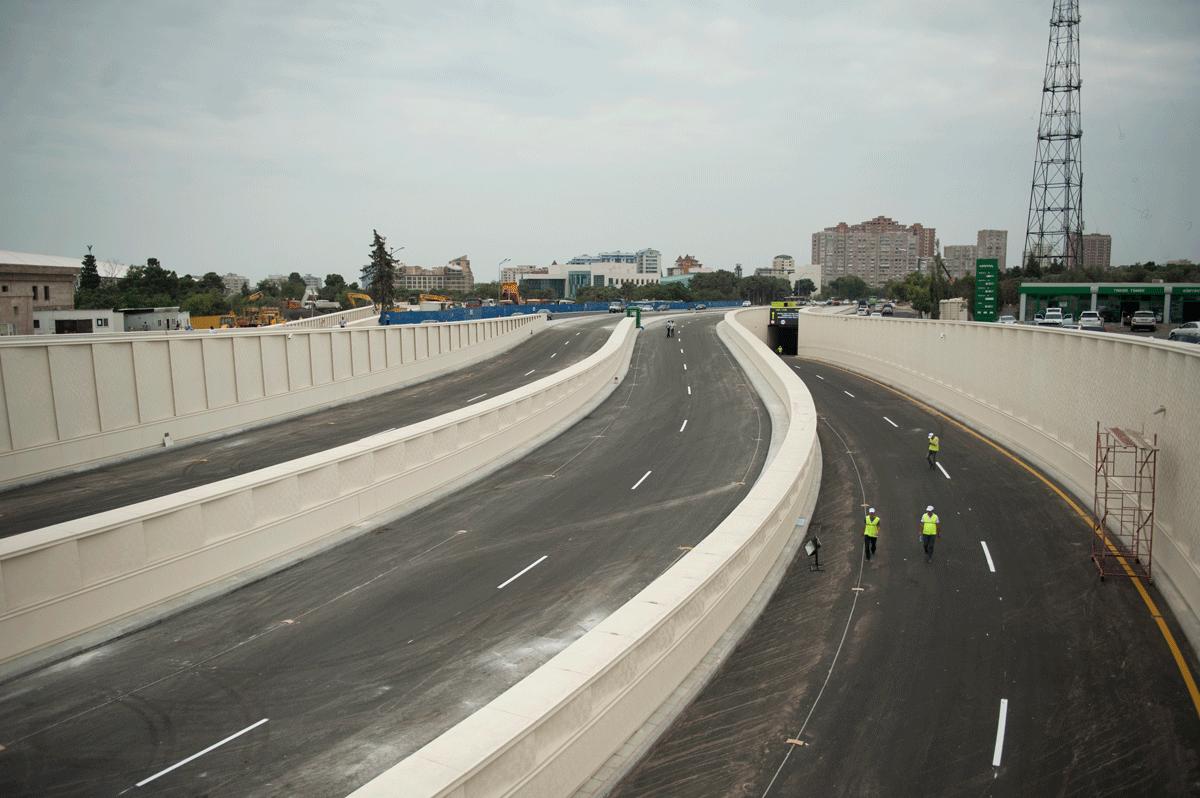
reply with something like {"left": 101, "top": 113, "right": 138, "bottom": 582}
{"left": 815, "top": 374, "right": 825, "bottom": 380}
{"left": 631, "top": 470, "right": 653, "bottom": 490}
{"left": 992, "top": 699, "right": 1009, "bottom": 767}
{"left": 524, "top": 369, "right": 536, "bottom": 376}
{"left": 981, "top": 541, "right": 996, "bottom": 572}
{"left": 842, "top": 390, "right": 855, "bottom": 398}
{"left": 467, "top": 393, "right": 487, "bottom": 403}
{"left": 683, "top": 363, "right": 688, "bottom": 370}
{"left": 135, "top": 718, "right": 269, "bottom": 788}
{"left": 936, "top": 462, "right": 951, "bottom": 480}
{"left": 813, "top": 358, "right": 1200, "bottom": 721}
{"left": 550, "top": 352, "right": 557, "bottom": 358}
{"left": 883, "top": 416, "right": 899, "bottom": 428}
{"left": 679, "top": 420, "right": 688, "bottom": 432}
{"left": 687, "top": 385, "right": 692, "bottom": 396}
{"left": 497, "top": 555, "right": 548, "bottom": 590}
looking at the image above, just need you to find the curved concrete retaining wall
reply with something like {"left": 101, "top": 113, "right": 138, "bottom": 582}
{"left": 0, "top": 318, "right": 635, "bottom": 674}
{"left": 0, "top": 314, "right": 544, "bottom": 488}
{"left": 793, "top": 312, "right": 1200, "bottom": 653}
{"left": 350, "top": 306, "right": 821, "bottom": 798}
{"left": 283, "top": 305, "right": 378, "bottom": 328}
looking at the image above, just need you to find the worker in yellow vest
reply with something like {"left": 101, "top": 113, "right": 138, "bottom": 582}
{"left": 863, "top": 507, "right": 881, "bottom": 561}
{"left": 927, "top": 432, "right": 940, "bottom": 469}
{"left": 920, "top": 505, "right": 940, "bottom": 562}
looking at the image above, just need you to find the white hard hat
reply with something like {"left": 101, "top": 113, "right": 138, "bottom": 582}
{"left": 926, "top": 505, "right": 934, "bottom": 512}
{"left": 928, "top": 432, "right": 934, "bottom": 438}
{"left": 868, "top": 507, "right": 875, "bottom": 514}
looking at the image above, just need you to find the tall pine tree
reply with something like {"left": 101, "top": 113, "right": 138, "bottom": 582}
{"left": 79, "top": 245, "right": 101, "bottom": 291}
{"left": 361, "top": 229, "right": 397, "bottom": 308}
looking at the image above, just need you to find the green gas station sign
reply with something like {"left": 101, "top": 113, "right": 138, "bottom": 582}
{"left": 974, "top": 259, "right": 999, "bottom": 322}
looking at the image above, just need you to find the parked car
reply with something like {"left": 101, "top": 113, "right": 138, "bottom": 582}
{"left": 1061, "top": 313, "right": 1074, "bottom": 325}
{"left": 1168, "top": 321, "right": 1200, "bottom": 344}
{"left": 608, "top": 302, "right": 625, "bottom": 313}
{"left": 1078, "top": 311, "right": 1104, "bottom": 332}
{"left": 1130, "top": 310, "right": 1157, "bottom": 332}
{"left": 694, "top": 303, "right": 707, "bottom": 310}
{"left": 998, "top": 315, "right": 1017, "bottom": 325}
{"left": 742, "top": 300, "right": 752, "bottom": 307}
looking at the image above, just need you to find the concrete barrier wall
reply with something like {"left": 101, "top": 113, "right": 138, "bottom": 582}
{"left": 0, "top": 314, "right": 544, "bottom": 487}
{"left": 283, "top": 305, "right": 379, "bottom": 328}
{"left": 350, "top": 306, "right": 821, "bottom": 798}
{"left": 793, "top": 313, "right": 1200, "bottom": 653}
{"left": 0, "top": 318, "right": 636, "bottom": 673}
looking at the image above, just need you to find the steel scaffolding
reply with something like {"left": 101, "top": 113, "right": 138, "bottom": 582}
{"left": 1091, "top": 424, "right": 1157, "bottom": 581}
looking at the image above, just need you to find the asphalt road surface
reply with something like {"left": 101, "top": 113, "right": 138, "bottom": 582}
{"left": 0, "top": 314, "right": 770, "bottom": 797}
{"left": 0, "top": 315, "right": 619, "bottom": 538}
{"left": 612, "top": 356, "right": 1200, "bottom": 797}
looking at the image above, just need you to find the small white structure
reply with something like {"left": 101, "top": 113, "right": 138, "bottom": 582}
{"left": 939, "top": 297, "right": 969, "bottom": 321}
{"left": 32, "top": 309, "right": 121, "bottom": 335}
{"left": 119, "top": 306, "right": 191, "bottom": 332}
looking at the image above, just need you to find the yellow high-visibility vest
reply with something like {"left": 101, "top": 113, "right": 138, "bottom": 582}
{"left": 921, "top": 513, "right": 939, "bottom": 535}
{"left": 928, "top": 435, "right": 940, "bottom": 452}
{"left": 864, "top": 515, "right": 880, "bottom": 538}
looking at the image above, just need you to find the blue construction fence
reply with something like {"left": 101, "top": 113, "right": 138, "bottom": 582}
{"left": 378, "top": 300, "right": 744, "bottom": 325}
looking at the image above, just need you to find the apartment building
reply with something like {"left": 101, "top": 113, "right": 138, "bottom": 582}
{"left": 396, "top": 256, "right": 475, "bottom": 293}
{"left": 1082, "top": 233, "right": 1112, "bottom": 269}
{"left": 943, "top": 245, "right": 978, "bottom": 279}
{"left": 811, "top": 216, "right": 935, "bottom": 285}
{"left": 976, "top": 229, "right": 1008, "bottom": 271}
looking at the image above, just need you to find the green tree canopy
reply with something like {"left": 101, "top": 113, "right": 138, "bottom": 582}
{"left": 361, "top": 230, "right": 398, "bottom": 307}
{"left": 827, "top": 275, "right": 869, "bottom": 300}
{"left": 79, "top": 246, "right": 101, "bottom": 291}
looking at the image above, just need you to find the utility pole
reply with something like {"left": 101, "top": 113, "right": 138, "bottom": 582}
{"left": 1024, "top": 0, "right": 1083, "bottom": 273}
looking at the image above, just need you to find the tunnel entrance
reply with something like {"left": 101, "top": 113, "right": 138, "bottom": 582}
{"left": 768, "top": 324, "right": 797, "bottom": 356}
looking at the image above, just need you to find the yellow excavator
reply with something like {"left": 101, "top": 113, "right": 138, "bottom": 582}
{"left": 345, "top": 292, "right": 375, "bottom": 308}
{"left": 419, "top": 293, "right": 451, "bottom": 303}
{"left": 238, "top": 291, "right": 281, "bottom": 327}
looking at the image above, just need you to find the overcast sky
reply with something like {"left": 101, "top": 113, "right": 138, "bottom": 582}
{"left": 1, "top": 0, "right": 1197, "bottom": 282}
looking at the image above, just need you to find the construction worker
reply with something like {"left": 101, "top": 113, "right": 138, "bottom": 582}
{"left": 863, "top": 507, "right": 881, "bottom": 561}
{"left": 920, "top": 505, "right": 940, "bottom": 562}
{"left": 776, "top": 344, "right": 783, "bottom": 355}
{"left": 666, "top": 319, "right": 675, "bottom": 338}
{"left": 927, "top": 432, "right": 940, "bottom": 469}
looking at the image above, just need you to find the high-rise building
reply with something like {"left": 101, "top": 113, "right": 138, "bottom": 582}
{"left": 636, "top": 248, "right": 661, "bottom": 276}
{"left": 1081, "top": 233, "right": 1112, "bottom": 269}
{"left": 302, "top": 274, "right": 322, "bottom": 293}
{"left": 811, "top": 216, "right": 935, "bottom": 285}
{"left": 944, "top": 245, "right": 978, "bottom": 279}
{"left": 975, "top": 229, "right": 1008, "bottom": 272}
{"left": 221, "top": 273, "right": 249, "bottom": 295}
{"left": 772, "top": 254, "right": 795, "bottom": 272}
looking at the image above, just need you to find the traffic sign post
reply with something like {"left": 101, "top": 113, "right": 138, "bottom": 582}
{"left": 975, "top": 259, "right": 1000, "bottom": 322}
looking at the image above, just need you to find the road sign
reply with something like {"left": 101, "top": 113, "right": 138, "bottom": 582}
{"left": 975, "top": 260, "right": 1000, "bottom": 322}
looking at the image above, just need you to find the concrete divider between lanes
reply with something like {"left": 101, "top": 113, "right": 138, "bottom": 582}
{"left": 0, "top": 314, "right": 544, "bottom": 488}
{"left": 792, "top": 311, "right": 1200, "bottom": 656}
{"left": 348, "top": 306, "right": 821, "bottom": 797}
{"left": 0, "top": 318, "right": 636, "bottom": 675}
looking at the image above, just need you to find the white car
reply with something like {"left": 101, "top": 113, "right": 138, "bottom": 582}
{"left": 1130, "top": 311, "right": 1157, "bottom": 332}
{"left": 742, "top": 300, "right": 752, "bottom": 307}
{"left": 1078, "top": 311, "right": 1104, "bottom": 332}
{"left": 1168, "top": 321, "right": 1200, "bottom": 344}
{"left": 1038, "top": 308, "right": 1064, "bottom": 327}
{"left": 998, "top": 315, "right": 1016, "bottom": 325}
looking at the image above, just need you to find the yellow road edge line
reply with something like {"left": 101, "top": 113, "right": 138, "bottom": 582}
{"left": 803, "top": 356, "right": 1200, "bottom": 721}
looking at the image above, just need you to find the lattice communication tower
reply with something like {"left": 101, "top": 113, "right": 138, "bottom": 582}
{"left": 1024, "top": 0, "right": 1083, "bottom": 272}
